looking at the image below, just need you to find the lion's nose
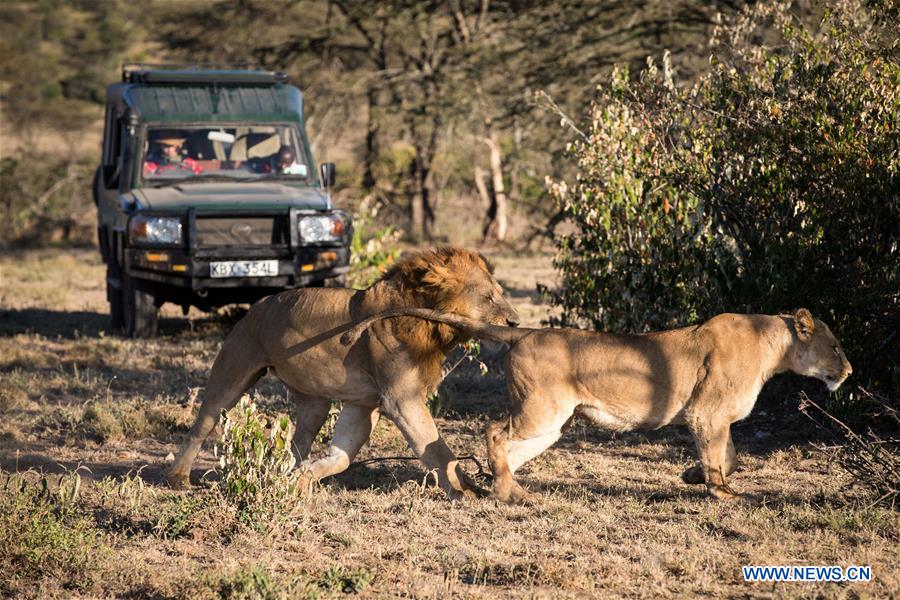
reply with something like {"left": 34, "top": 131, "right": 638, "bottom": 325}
{"left": 507, "top": 319, "right": 519, "bottom": 328}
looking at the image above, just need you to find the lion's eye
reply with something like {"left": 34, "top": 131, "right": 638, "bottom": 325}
{"left": 832, "top": 346, "right": 839, "bottom": 356}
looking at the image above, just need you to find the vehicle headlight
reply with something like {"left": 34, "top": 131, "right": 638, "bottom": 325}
{"left": 129, "top": 216, "right": 183, "bottom": 245}
{"left": 299, "top": 213, "right": 346, "bottom": 243}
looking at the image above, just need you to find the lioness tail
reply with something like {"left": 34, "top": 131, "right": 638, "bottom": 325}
{"left": 340, "top": 308, "right": 530, "bottom": 346}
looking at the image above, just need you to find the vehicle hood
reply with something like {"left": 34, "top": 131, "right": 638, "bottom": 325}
{"left": 130, "top": 182, "right": 330, "bottom": 211}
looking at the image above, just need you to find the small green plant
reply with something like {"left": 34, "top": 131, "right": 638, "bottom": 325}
{"left": 0, "top": 471, "right": 105, "bottom": 593}
{"left": 316, "top": 565, "right": 373, "bottom": 594}
{"left": 428, "top": 340, "right": 488, "bottom": 417}
{"left": 215, "top": 565, "right": 279, "bottom": 600}
{"left": 348, "top": 195, "right": 402, "bottom": 289}
{"left": 215, "top": 395, "right": 299, "bottom": 515}
{"left": 313, "top": 401, "right": 341, "bottom": 446}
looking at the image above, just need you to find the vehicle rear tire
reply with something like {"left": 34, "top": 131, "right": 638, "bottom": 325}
{"left": 123, "top": 273, "right": 158, "bottom": 338}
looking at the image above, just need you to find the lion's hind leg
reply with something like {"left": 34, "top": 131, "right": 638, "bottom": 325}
{"left": 296, "top": 403, "right": 379, "bottom": 491}
{"left": 288, "top": 391, "right": 333, "bottom": 460}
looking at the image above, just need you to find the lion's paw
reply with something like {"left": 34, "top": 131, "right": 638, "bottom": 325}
{"left": 166, "top": 471, "right": 191, "bottom": 490}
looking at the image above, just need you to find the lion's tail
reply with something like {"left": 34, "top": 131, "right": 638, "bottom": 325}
{"left": 339, "top": 307, "right": 531, "bottom": 347}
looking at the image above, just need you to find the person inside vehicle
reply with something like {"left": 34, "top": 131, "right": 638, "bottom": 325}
{"left": 258, "top": 145, "right": 307, "bottom": 176}
{"left": 144, "top": 135, "right": 201, "bottom": 176}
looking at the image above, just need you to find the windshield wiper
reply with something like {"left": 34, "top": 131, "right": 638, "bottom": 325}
{"left": 253, "top": 173, "right": 309, "bottom": 182}
{"left": 149, "top": 174, "right": 252, "bottom": 187}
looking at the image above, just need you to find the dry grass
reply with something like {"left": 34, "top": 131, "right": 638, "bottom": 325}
{"left": 0, "top": 249, "right": 897, "bottom": 598}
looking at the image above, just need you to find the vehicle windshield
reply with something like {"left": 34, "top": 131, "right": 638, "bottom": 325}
{"left": 141, "top": 124, "right": 310, "bottom": 185}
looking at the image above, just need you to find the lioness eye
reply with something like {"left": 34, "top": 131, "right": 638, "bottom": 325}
{"left": 832, "top": 346, "right": 839, "bottom": 356}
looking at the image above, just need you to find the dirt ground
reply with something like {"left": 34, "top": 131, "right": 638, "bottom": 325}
{"left": 0, "top": 248, "right": 897, "bottom": 599}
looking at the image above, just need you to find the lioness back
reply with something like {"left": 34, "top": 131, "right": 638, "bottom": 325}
{"left": 506, "top": 314, "right": 783, "bottom": 431}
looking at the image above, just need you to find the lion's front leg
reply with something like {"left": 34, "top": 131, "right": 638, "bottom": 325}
{"left": 689, "top": 421, "right": 743, "bottom": 501}
{"left": 380, "top": 392, "right": 483, "bottom": 500}
{"left": 682, "top": 428, "right": 739, "bottom": 485}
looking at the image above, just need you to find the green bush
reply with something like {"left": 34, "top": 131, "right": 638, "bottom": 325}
{"left": 348, "top": 195, "right": 402, "bottom": 289}
{"left": 215, "top": 396, "right": 299, "bottom": 518}
{"left": 545, "top": 1, "right": 899, "bottom": 391}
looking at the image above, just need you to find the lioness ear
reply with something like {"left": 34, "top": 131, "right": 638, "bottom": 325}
{"left": 793, "top": 308, "right": 815, "bottom": 342}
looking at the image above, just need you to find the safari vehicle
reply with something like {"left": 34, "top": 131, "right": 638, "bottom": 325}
{"left": 93, "top": 64, "right": 351, "bottom": 337}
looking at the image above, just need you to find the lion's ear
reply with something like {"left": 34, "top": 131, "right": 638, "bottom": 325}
{"left": 477, "top": 252, "right": 496, "bottom": 274}
{"left": 793, "top": 308, "right": 815, "bottom": 342}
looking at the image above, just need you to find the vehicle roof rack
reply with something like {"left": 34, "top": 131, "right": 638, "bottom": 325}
{"left": 121, "top": 63, "right": 289, "bottom": 85}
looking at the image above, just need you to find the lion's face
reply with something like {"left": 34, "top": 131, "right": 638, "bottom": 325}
{"left": 410, "top": 248, "right": 519, "bottom": 328}
{"left": 452, "top": 261, "right": 520, "bottom": 328}
{"left": 790, "top": 309, "right": 852, "bottom": 391}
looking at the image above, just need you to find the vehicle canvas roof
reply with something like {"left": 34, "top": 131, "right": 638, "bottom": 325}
{"left": 106, "top": 69, "right": 304, "bottom": 123}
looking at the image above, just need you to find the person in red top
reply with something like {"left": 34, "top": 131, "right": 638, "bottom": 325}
{"left": 143, "top": 137, "right": 201, "bottom": 176}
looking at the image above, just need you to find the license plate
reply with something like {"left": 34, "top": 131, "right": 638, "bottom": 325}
{"left": 209, "top": 260, "right": 279, "bottom": 278}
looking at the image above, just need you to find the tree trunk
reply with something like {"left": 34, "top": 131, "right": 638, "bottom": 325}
{"left": 483, "top": 119, "right": 508, "bottom": 242}
{"left": 363, "top": 86, "right": 379, "bottom": 192}
{"left": 409, "top": 159, "right": 425, "bottom": 242}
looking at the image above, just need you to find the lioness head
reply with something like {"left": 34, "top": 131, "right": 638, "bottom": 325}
{"left": 789, "top": 308, "right": 852, "bottom": 391}
{"left": 389, "top": 247, "right": 519, "bottom": 328}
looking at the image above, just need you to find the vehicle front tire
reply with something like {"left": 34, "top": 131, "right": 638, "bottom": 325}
{"left": 122, "top": 273, "right": 158, "bottom": 338}
{"left": 107, "top": 264, "right": 125, "bottom": 332}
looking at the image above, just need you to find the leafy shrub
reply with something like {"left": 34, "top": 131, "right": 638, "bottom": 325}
{"left": 545, "top": 1, "right": 899, "bottom": 392}
{"left": 0, "top": 151, "right": 95, "bottom": 248}
{"left": 215, "top": 395, "right": 299, "bottom": 517}
{"left": 348, "top": 195, "right": 402, "bottom": 289}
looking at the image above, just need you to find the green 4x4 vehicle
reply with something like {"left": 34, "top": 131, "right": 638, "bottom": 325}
{"left": 94, "top": 65, "right": 352, "bottom": 337}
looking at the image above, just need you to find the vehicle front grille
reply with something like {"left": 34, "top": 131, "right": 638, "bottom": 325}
{"left": 195, "top": 216, "right": 290, "bottom": 247}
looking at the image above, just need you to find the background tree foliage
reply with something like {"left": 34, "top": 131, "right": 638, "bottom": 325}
{"left": 148, "top": 0, "right": 748, "bottom": 241}
{"left": 545, "top": 1, "right": 899, "bottom": 392}
{"left": 0, "top": 0, "right": 780, "bottom": 246}
{"left": 0, "top": 0, "right": 148, "bottom": 246}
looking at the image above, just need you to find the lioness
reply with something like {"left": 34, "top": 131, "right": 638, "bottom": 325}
{"left": 167, "top": 247, "right": 519, "bottom": 499}
{"left": 341, "top": 308, "right": 852, "bottom": 502}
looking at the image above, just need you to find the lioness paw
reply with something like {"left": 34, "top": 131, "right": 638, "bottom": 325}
{"left": 681, "top": 465, "right": 706, "bottom": 485}
{"left": 708, "top": 484, "right": 743, "bottom": 502}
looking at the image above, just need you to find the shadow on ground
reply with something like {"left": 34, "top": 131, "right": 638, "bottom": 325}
{"left": 0, "top": 307, "right": 231, "bottom": 339}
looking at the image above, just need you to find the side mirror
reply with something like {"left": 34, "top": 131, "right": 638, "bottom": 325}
{"left": 320, "top": 162, "right": 336, "bottom": 188}
{"left": 102, "top": 164, "right": 120, "bottom": 189}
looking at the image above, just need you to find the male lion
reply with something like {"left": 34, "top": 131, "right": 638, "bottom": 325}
{"left": 166, "top": 247, "right": 519, "bottom": 499}
{"left": 341, "top": 308, "right": 852, "bottom": 502}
